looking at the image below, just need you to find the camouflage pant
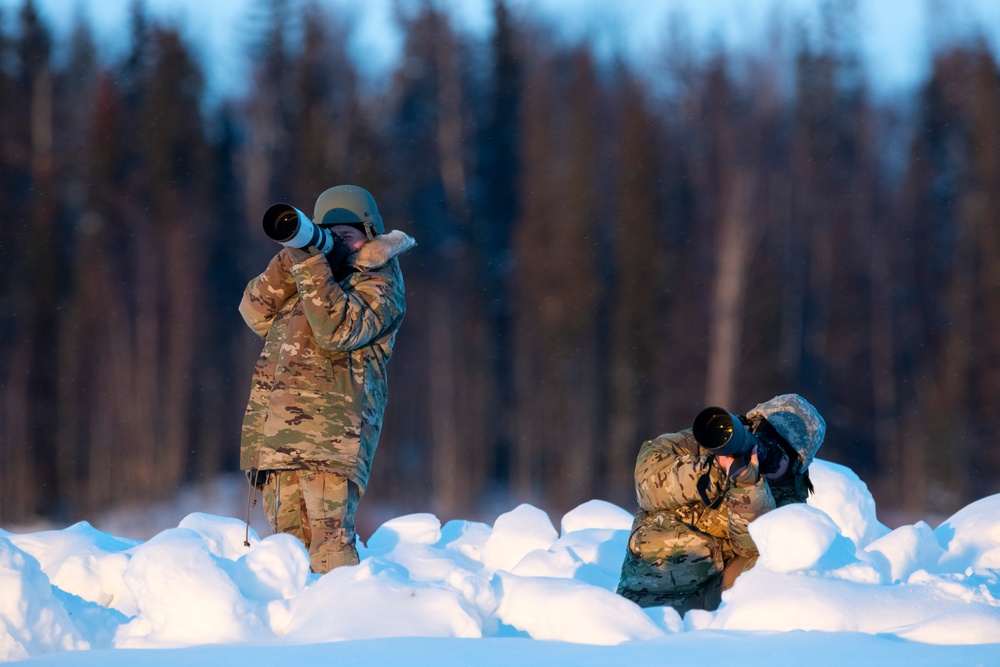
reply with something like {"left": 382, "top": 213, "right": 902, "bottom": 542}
{"left": 616, "top": 510, "right": 741, "bottom": 612}
{"left": 262, "top": 470, "right": 360, "bottom": 574}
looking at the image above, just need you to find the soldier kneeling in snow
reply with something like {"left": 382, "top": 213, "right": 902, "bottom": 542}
{"left": 240, "top": 185, "right": 415, "bottom": 574}
{"left": 616, "top": 394, "right": 825, "bottom": 612}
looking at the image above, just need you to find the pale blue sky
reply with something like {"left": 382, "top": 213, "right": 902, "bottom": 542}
{"left": 3, "top": 0, "right": 999, "bottom": 100}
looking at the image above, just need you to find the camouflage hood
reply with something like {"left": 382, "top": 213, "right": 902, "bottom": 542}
{"left": 746, "top": 394, "right": 825, "bottom": 469}
{"left": 348, "top": 230, "right": 416, "bottom": 272}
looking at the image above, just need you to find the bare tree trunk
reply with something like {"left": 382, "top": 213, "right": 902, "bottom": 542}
{"left": 869, "top": 215, "right": 900, "bottom": 503}
{"left": 512, "top": 337, "right": 544, "bottom": 504}
{"left": 705, "top": 171, "right": 756, "bottom": 407}
{"left": 935, "top": 192, "right": 977, "bottom": 501}
{"left": 607, "top": 77, "right": 664, "bottom": 501}
{"left": 455, "top": 301, "right": 492, "bottom": 515}
{"left": 435, "top": 29, "right": 467, "bottom": 222}
{"left": 2, "top": 349, "right": 33, "bottom": 522}
{"left": 30, "top": 70, "right": 53, "bottom": 178}
{"left": 428, "top": 290, "right": 460, "bottom": 515}
{"left": 133, "top": 216, "right": 160, "bottom": 496}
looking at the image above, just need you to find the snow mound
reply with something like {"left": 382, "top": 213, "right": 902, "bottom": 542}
{"left": 807, "top": 459, "right": 889, "bottom": 547}
{"left": 1, "top": 458, "right": 999, "bottom": 661}
{"left": 0, "top": 538, "right": 90, "bottom": 660}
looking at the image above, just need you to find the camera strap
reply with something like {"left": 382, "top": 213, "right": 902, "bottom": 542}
{"left": 697, "top": 472, "right": 724, "bottom": 510}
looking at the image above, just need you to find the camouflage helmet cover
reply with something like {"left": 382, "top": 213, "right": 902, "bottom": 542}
{"left": 746, "top": 394, "right": 825, "bottom": 469}
{"left": 313, "top": 185, "right": 384, "bottom": 236}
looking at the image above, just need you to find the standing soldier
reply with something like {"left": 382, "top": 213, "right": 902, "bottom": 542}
{"left": 240, "top": 185, "right": 415, "bottom": 573}
{"left": 616, "top": 394, "right": 825, "bottom": 612}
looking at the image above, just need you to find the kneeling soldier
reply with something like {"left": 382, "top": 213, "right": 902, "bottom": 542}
{"left": 616, "top": 394, "right": 825, "bottom": 612}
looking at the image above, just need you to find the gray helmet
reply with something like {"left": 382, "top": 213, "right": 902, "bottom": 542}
{"left": 746, "top": 394, "right": 826, "bottom": 469}
{"left": 313, "top": 185, "right": 384, "bottom": 238}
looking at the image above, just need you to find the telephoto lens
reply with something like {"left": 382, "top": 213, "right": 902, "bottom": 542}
{"left": 692, "top": 407, "right": 757, "bottom": 458}
{"left": 269, "top": 208, "right": 300, "bottom": 240}
{"left": 262, "top": 203, "right": 336, "bottom": 255}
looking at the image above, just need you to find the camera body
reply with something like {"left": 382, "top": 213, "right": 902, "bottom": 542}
{"left": 262, "top": 203, "right": 337, "bottom": 255}
{"left": 692, "top": 407, "right": 787, "bottom": 476}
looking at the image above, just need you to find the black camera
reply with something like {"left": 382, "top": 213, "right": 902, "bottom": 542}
{"left": 692, "top": 407, "right": 788, "bottom": 476}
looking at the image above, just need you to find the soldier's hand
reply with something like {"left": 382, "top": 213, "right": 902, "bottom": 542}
{"left": 717, "top": 447, "right": 761, "bottom": 486}
{"left": 715, "top": 453, "right": 739, "bottom": 475}
{"left": 278, "top": 246, "right": 309, "bottom": 270}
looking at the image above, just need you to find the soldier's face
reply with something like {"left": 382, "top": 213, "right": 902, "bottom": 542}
{"left": 330, "top": 225, "right": 368, "bottom": 252}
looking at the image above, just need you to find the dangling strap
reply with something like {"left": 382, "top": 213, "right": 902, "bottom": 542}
{"left": 243, "top": 474, "right": 258, "bottom": 548}
{"left": 697, "top": 473, "right": 725, "bottom": 510}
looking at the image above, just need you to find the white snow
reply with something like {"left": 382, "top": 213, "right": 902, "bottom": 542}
{"left": 2, "top": 459, "right": 999, "bottom": 665}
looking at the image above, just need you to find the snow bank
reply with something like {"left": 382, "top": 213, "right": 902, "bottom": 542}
{"left": 1, "top": 459, "right": 999, "bottom": 661}
{"left": 0, "top": 538, "right": 89, "bottom": 661}
{"left": 708, "top": 463, "right": 1000, "bottom": 644}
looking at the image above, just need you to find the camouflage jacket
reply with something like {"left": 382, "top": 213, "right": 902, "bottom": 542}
{"left": 239, "top": 230, "right": 415, "bottom": 493}
{"left": 629, "top": 429, "right": 811, "bottom": 561}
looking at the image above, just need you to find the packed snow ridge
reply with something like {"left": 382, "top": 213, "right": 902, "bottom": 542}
{"left": 2, "top": 460, "right": 1000, "bottom": 661}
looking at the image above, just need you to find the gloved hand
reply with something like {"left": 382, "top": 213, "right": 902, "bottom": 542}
{"left": 325, "top": 234, "right": 353, "bottom": 281}
{"left": 728, "top": 458, "right": 761, "bottom": 486}
{"left": 246, "top": 469, "right": 273, "bottom": 490}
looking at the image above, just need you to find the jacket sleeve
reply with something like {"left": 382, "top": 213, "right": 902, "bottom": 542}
{"left": 289, "top": 252, "right": 405, "bottom": 352}
{"left": 239, "top": 251, "right": 297, "bottom": 338}
{"left": 634, "top": 431, "right": 725, "bottom": 512}
{"left": 723, "top": 470, "right": 777, "bottom": 557}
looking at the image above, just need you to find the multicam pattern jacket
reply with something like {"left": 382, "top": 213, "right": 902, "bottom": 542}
{"left": 630, "top": 429, "right": 789, "bottom": 561}
{"left": 239, "top": 231, "right": 414, "bottom": 494}
{"left": 618, "top": 395, "right": 824, "bottom": 608}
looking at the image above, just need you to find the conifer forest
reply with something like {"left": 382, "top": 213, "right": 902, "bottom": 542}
{"left": 2, "top": 0, "right": 999, "bottom": 529}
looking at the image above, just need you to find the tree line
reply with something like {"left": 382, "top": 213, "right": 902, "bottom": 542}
{"left": 1, "top": 0, "right": 998, "bottom": 529}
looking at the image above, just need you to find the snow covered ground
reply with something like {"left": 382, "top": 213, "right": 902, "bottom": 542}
{"left": 2, "top": 459, "right": 999, "bottom": 665}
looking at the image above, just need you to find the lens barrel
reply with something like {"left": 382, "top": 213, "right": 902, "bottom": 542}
{"left": 692, "top": 407, "right": 757, "bottom": 457}
{"left": 262, "top": 203, "right": 336, "bottom": 255}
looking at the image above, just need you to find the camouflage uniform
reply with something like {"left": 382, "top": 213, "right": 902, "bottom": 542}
{"left": 240, "top": 230, "right": 414, "bottom": 572}
{"left": 262, "top": 470, "right": 361, "bottom": 570}
{"left": 616, "top": 394, "right": 825, "bottom": 611}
